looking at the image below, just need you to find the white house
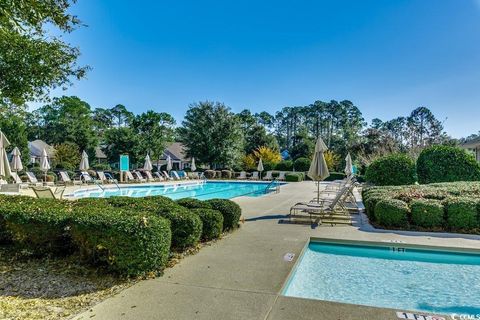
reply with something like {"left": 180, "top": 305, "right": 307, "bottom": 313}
{"left": 461, "top": 137, "right": 480, "bottom": 162}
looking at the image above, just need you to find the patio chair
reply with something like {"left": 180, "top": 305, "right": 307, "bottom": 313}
{"left": 26, "top": 172, "right": 43, "bottom": 187}
{"left": 59, "top": 171, "right": 82, "bottom": 186}
{"left": 162, "top": 171, "right": 173, "bottom": 180}
{"left": 80, "top": 171, "right": 97, "bottom": 184}
{"left": 10, "top": 172, "right": 29, "bottom": 189}
{"left": 262, "top": 171, "right": 273, "bottom": 181}
{"left": 278, "top": 172, "right": 286, "bottom": 181}
{"left": 133, "top": 171, "right": 147, "bottom": 183}
{"left": 0, "top": 183, "right": 20, "bottom": 193}
{"left": 124, "top": 170, "right": 137, "bottom": 183}
{"left": 97, "top": 171, "right": 118, "bottom": 184}
{"left": 171, "top": 171, "right": 182, "bottom": 180}
{"left": 178, "top": 171, "right": 190, "bottom": 180}
{"left": 153, "top": 172, "right": 165, "bottom": 181}
{"left": 32, "top": 186, "right": 65, "bottom": 199}
{"left": 144, "top": 171, "right": 157, "bottom": 182}
{"left": 250, "top": 171, "right": 259, "bottom": 180}
{"left": 237, "top": 171, "right": 247, "bottom": 180}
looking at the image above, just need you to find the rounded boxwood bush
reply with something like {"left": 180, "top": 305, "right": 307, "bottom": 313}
{"left": 221, "top": 170, "right": 233, "bottom": 179}
{"left": 374, "top": 199, "right": 410, "bottom": 228}
{"left": 293, "top": 157, "right": 310, "bottom": 171}
{"left": 191, "top": 208, "right": 224, "bottom": 241}
{"left": 364, "top": 193, "right": 389, "bottom": 221}
{"left": 275, "top": 160, "right": 293, "bottom": 171}
{"left": 206, "top": 199, "right": 242, "bottom": 231}
{"left": 445, "top": 197, "right": 479, "bottom": 230}
{"left": 285, "top": 172, "right": 304, "bottom": 182}
{"left": 417, "top": 146, "right": 480, "bottom": 184}
{"left": 158, "top": 206, "right": 202, "bottom": 250}
{"left": 176, "top": 198, "right": 212, "bottom": 210}
{"left": 204, "top": 170, "right": 216, "bottom": 179}
{"left": 365, "top": 154, "right": 416, "bottom": 186}
{"left": 410, "top": 199, "right": 444, "bottom": 228}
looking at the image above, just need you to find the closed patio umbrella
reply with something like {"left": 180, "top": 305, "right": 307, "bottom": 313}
{"left": 79, "top": 150, "right": 89, "bottom": 171}
{"left": 166, "top": 155, "right": 172, "bottom": 171}
{"left": 0, "top": 130, "right": 12, "bottom": 180}
{"left": 40, "top": 148, "right": 50, "bottom": 182}
{"left": 191, "top": 157, "right": 196, "bottom": 172}
{"left": 308, "top": 137, "right": 330, "bottom": 203}
{"left": 10, "top": 147, "right": 23, "bottom": 172}
{"left": 257, "top": 158, "right": 264, "bottom": 179}
{"left": 143, "top": 154, "right": 153, "bottom": 171}
{"left": 344, "top": 153, "right": 353, "bottom": 177}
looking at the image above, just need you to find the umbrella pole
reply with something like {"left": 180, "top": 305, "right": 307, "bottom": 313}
{"left": 317, "top": 181, "right": 320, "bottom": 203}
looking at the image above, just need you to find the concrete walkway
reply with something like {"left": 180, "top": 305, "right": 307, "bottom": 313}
{"left": 74, "top": 182, "right": 480, "bottom": 320}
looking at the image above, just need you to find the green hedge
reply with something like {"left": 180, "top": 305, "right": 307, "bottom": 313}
{"left": 293, "top": 157, "right": 310, "bottom": 171}
{"left": 445, "top": 197, "right": 479, "bottom": 230}
{"left": 374, "top": 199, "right": 410, "bottom": 228}
{"left": 324, "top": 172, "right": 346, "bottom": 181}
{"left": 285, "top": 172, "right": 304, "bottom": 182}
{"left": 71, "top": 206, "right": 171, "bottom": 276}
{"left": 410, "top": 199, "right": 444, "bottom": 229}
{"left": 365, "top": 153, "right": 416, "bottom": 186}
{"left": 417, "top": 146, "right": 480, "bottom": 184}
{"left": 176, "top": 198, "right": 212, "bottom": 210}
{"left": 275, "top": 160, "right": 293, "bottom": 171}
{"left": 206, "top": 199, "right": 242, "bottom": 231}
{"left": 191, "top": 208, "right": 224, "bottom": 240}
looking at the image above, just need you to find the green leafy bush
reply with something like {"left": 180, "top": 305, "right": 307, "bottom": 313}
{"left": 364, "top": 193, "right": 389, "bottom": 222}
{"left": 206, "top": 199, "right": 242, "bottom": 231}
{"left": 365, "top": 154, "right": 416, "bottom": 186}
{"left": 0, "top": 196, "right": 71, "bottom": 254}
{"left": 374, "top": 199, "right": 410, "bottom": 228}
{"left": 221, "top": 170, "right": 232, "bottom": 179}
{"left": 445, "top": 197, "right": 479, "bottom": 230}
{"left": 417, "top": 146, "right": 480, "bottom": 184}
{"left": 176, "top": 198, "right": 212, "bottom": 210}
{"left": 285, "top": 173, "right": 304, "bottom": 182}
{"left": 324, "top": 172, "right": 346, "bottom": 181}
{"left": 204, "top": 170, "right": 216, "bottom": 179}
{"left": 410, "top": 199, "right": 444, "bottom": 228}
{"left": 191, "top": 208, "right": 224, "bottom": 240}
{"left": 293, "top": 157, "right": 310, "bottom": 171}
{"left": 71, "top": 206, "right": 171, "bottom": 276}
{"left": 275, "top": 160, "right": 293, "bottom": 171}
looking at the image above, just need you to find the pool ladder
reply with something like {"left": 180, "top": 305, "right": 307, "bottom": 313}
{"left": 265, "top": 178, "right": 280, "bottom": 194}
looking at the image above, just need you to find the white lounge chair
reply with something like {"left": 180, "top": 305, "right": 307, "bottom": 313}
{"left": 153, "top": 172, "right": 165, "bottom": 181}
{"left": 10, "top": 172, "right": 29, "bottom": 189}
{"left": 32, "top": 186, "right": 65, "bottom": 199}
{"left": 144, "top": 171, "right": 157, "bottom": 182}
{"left": 97, "top": 171, "right": 117, "bottom": 184}
{"left": 26, "top": 172, "right": 43, "bottom": 186}
{"left": 278, "top": 171, "right": 286, "bottom": 181}
{"left": 249, "top": 172, "right": 259, "bottom": 180}
{"left": 262, "top": 171, "right": 273, "bottom": 181}
{"left": 162, "top": 171, "right": 173, "bottom": 180}
{"left": 59, "top": 171, "right": 82, "bottom": 186}
{"left": 80, "top": 171, "right": 97, "bottom": 184}
{"left": 133, "top": 171, "right": 147, "bottom": 183}
{"left": 171, "top": 171, "right": 182, "bottom": 180}
{"left": 237, "top": 171, "right": 247, "bottom": 180}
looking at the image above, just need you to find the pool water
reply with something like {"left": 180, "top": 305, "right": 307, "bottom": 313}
{"left": 68, "top": 181, "right": 281, "bottom": 200}
{"left": 283, "top": 241, "right": 480, "bottom": 315}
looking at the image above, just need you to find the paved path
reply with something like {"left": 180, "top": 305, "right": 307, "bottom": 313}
{"left": 74, "top": 181, "right": 480, "bottom": 320}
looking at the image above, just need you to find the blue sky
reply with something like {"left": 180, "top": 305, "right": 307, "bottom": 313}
{"left": 48, "top": 0, "right": 480, "bottom": 138}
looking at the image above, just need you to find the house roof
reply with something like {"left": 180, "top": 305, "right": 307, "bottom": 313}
{"left": 159, "top": 142, "right": 190, "bottom": 162}
{"left": 461, "top": 137, "right": 480, "bottom": 149}
{"left": 28, "top": 140, "right": 56, "bottom": 158}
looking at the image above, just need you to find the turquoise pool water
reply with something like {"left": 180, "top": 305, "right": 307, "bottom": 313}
{"left": 68, "top": 181, "right": 280, "bottom": 200}
{"left": 283, "top": 241, "right": 480, "bottom": 315}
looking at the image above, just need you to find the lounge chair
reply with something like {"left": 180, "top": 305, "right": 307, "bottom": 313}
{"left": 81, "top": 171, "right": 97, "bottom": 184}
{"left": 250, "top": 172, "right": 259, "bottom": 180}
{"left": 26, "top": 172, "right": 43, "bottom": 187}
{"left": 178, "top": 171, "right": 190, "bottom": 180}
{"left": 59, "top": 171, "right": 82, "bottom": 186}
{"left": 11, "top": 172, "right": 29, "bottom": 189}
{"left": 133, "top": 171, "right": 147, "bottom": 183}
{"left": 171, "top": 171, "right": 180, "bottom": 180}
{"left": 237, "top": 171, "right": 247, "bottom": 180}
{"left": 124, "top": 170, "right": 137, "bottom": 183}
{"left": 0, "top": 183, "right": 20, "bottom": 193}
{"left": 278, "top": 172, "right": 286, "bottom": 181}
{"left": 162, "top": 171, "right": 173, "bottom": 180}
{"left": 32, "top": 186, "right": 65, "bottom": 199}
{"left": 262, "top": 171, "right": 273, "bottom": 181}
{"left": 153, "top": 172, "right": 165, "bottom": 181}
{"left": 144, "top": 171, "right": 157, "bottom": 182}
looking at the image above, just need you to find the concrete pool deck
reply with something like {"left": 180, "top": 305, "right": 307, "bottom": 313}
{"left": 73, "top": 181, "right": 480, "bottom": 320}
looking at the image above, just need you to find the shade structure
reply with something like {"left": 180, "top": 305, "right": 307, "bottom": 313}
{"left": 143, "top": 154, "right": 153, "bottom": 171}
{"left": 39, "top": 148, "right": 50, "bottom": 182}
{"left": 166, "top": 155, "right": 173, "bottom": 171}
{"left": 308, "top": 137, "right": 330, "bottom": 202}
{"left": 344, "top": 153, "right": 353, "bottom": 177}
{"left": 79, "top": 150, "right": 89, "bottom": 171}
{"left": 0, "top": 130, "right": 12, "bottom": 179}
{"left": 191, "top": 157, "right": 196, "bottom": 172}
{"left": 10, "top": 147, "right": 23, "bottom": 172}
{"left": 257, "top": 158, "right": 264, "bottom": 172}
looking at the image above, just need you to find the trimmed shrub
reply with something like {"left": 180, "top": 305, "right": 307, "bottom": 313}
{"left": 176, "top": 198, "right": 212, "bottom": 210}
{"left": 204, "top": 170, "right": 216, "bottom": 179}
{"left": 364, "top": 193, "right": 389, "bottom": 221}
{"left": 445, "top": 197, "right": 479, "bottom": 230}
{"left": 374, "top": 199, "right": 410, "bottom": 228}
{"left": 285, "top": 173, "right": 304, "bottom": 182}
{"left": 417, "top": 146, "right": 480, "bottom": 184}
{"left": 324, "top": 172, "right": 346, "bottom": 182}
{"left": 410, "top": 199, "right": 444, "bottom": 228}
{"left": 275, "top": 160, "right": 293, "bottom": 171}
{"left": 365, "top": 154, "right": 416, "bottom": 186}
{"left": 191, "top": 208, "right": 224, "bottom": 241}
{"left": 215, "top": 170, "right": 222, "bottom": 179}
{"left": 221, "top": 170, "right": 232, "bottom": 179}
{"left": 0, "top": 196, "right": 72, "bottom": 254}
{"left": 71, "top": 206, "right": 171, "bottom": 276}
{"left": 206, "top": 199, "right": 242, "bottom": 231}
{"left": 293, "top": 157, "right": 310, "bottom": 172}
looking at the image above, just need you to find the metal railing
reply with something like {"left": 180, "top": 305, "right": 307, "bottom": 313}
{"left": 265, "top": 178, "right": 280, "bottom": 194}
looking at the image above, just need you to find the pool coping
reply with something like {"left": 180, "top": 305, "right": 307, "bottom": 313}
{"left": 279, "top": 236, "right": 480, "bottom": 318}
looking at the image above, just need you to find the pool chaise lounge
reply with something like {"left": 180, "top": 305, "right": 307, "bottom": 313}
{"left": 32, "top": 186, "right": 65, "bottom": 199}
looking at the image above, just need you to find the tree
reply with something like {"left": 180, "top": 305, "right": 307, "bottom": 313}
{"left": 0, "top": 108, "right": 29, "bottom": 164}
{"left": 103, "top": 127, "right": 140, "bottom": 165}
{"left": 0, "top": 0, "right": 88, "bottom": 106}
{"left": 110, "top": 104, "right": 134, "bottom": 127}
{"left": 133, "top": 110, "right": 176, "bottom": 166}
{"left": 406, "top": 107, "right": 443, "bottom": 148}
{"left": 179, "top": 101, "right": 244, "bottom": 168}
{"left": 53, "top": 142, "right": 81, "bottom": 170}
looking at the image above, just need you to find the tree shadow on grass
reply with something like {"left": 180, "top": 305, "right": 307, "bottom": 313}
{"left": 0, "top": 245, "right": 128, "bottom": 299}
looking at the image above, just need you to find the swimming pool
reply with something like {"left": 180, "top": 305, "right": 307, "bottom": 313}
{"left": 283, "top": 240, "right": 480, "bottom": 315}
{"left": 67, "top": 181, "right": 282, "bottom": 200}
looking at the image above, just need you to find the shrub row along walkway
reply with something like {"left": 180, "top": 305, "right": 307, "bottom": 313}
{"left": 74, "top": 182, "right": 480, "bottom": 320}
